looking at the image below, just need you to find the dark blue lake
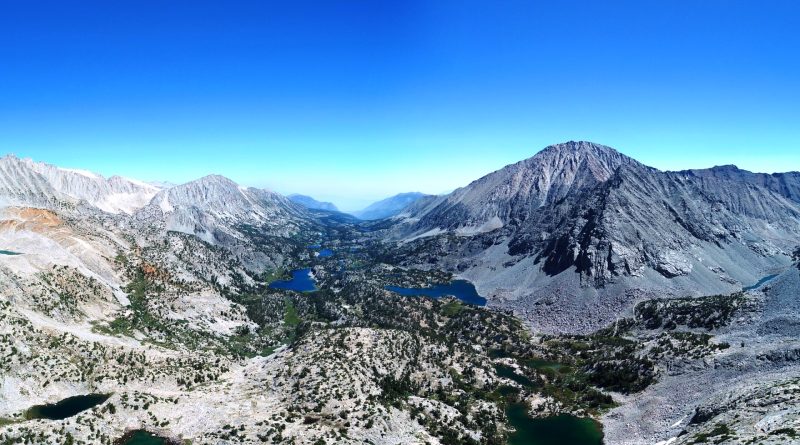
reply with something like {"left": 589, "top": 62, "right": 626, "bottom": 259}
{"left": 269, "top": 268, "right": 317, "bottom": 292}
{"left": 318, "top": 249, "right": 334, "bottom": 257}
{"left": 743, "top": 274, "right": 779, "bottom": 291}
{"left": 25, "top": 394, "right": 110, "bottom": 420}
{"left": 116, "top": 430, "right": 173, "bottom": 445}
{"left": 385, "top": 280, "right": 487, "bottom": 306}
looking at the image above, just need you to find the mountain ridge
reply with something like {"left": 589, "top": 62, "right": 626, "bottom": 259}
{"left": 135, "top": 174, "right": 310, "bottom": 245}
{"left": 0, "top": 154, "right": 160, "bottom": 214}
{"left": 289, "top": 194, "right": 339, "bottom": 212}
{"left": 352, "top": 192, "right": 432, "bottom": 220}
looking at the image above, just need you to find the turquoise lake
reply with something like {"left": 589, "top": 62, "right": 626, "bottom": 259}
{"left": 742, "top": 274, "right": 779, "bottom": 291}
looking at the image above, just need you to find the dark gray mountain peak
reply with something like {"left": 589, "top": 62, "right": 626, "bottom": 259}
{"left": 538, "top": 140, "right": 618, "bottom": 155}
{"left": 395, "top": 141, "right": 641, "bottom": 236}
{"left": 710, "top": 164, "right": 741, "bottom": 171}
{"left": 533, "top": 140, "right": 632, "bottom": 165}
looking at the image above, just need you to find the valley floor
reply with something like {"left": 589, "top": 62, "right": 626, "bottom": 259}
{"left": 1, "top": 206, "right": 799, "bottom": 445}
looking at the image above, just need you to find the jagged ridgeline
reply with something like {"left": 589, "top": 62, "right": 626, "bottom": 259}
{"left": 0, "top": 143, "right": 799, "bottom": 445}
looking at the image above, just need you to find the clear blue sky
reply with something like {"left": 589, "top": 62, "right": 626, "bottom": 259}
{"left": 1, "top": 1, "right": 798, "bottom": 210}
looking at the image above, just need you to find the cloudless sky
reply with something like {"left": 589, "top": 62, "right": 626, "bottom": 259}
{"left": 1, "top": 1, "right": 798, "bottom": 210}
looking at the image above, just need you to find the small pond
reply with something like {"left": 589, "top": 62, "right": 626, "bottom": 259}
{"left": 115, "top": 430, "right": 174, "bottom": 445}
{"left": 25, "top": 394, "right": 110, "bottom": 420}
{"left": 506, "top": 402, "right": 603, "bottom": 445}
{"left": 317, "top": 249, "right": 334, "bottom": 257}
{"left": 385, "top": 280, "right": 487, "bottom": 306}
{"left": 0, "top": 250, "right": 21, "bottom": 255}
{"left": 269, "top": 268, "right": 317, "bottom": 292}
{"left": 743, "top": 274, "right": 779, "bottom": 291}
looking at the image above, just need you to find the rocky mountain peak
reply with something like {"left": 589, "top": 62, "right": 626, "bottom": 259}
{"left": 710, "top": 164, "right": 741, "bottom": 171}
{"left": 131, "top": 172, "right": 310, "bottom": 245}
{"left": 192, "top": 174, "right": 240, "bottom": 188}
{"left": 539, "top": 140, "right": 616, "bottom": 154}
{"left": 528, "top": 140, "right": 640, "bottom": 184}
{"left": 390, "top": 141, "right": 644, "bottom": 237}
{"left": 150, "top": 174, "right": 248, "bottom": 213}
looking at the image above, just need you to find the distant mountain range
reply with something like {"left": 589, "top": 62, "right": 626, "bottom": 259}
{"left": 288, "top": 194, "right": 339, "bottom": 212}
{"left": 351, "top": 192, "right": 432, "bottom": 220}
{"left": 288, "top": 191, "right": 432, "bottom": 220}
